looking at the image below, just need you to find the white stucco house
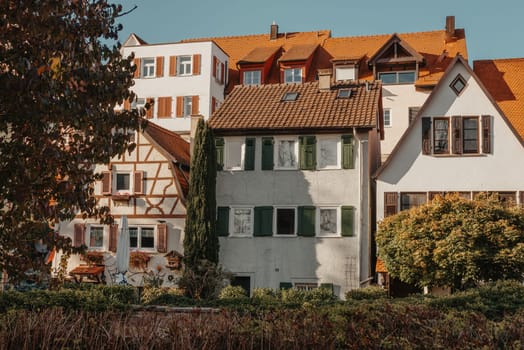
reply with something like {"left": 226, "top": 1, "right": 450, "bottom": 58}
{"left": 56, "top": 122, "right": 190, "bottom": 285}
{"left": 121, "top": 34, "right": 229, "bottom": 135}
{"left": 208, "top": 73, "right": 383, "bottom": 298}
{"left": 375, "top": 55, "right": 524, "bottom": 225}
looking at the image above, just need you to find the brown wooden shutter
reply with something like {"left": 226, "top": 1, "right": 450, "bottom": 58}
{"left": 482, "top": 115, "right": 492, "bottom": 154}
{"left": 101, "top": 171, "right": 111, "bottom": 195}
{"left": 145, "top": 97, "right": 154, "bottom": 118}
{"left": 192, "top": 54, "right": 201, "bottom": 75}
{"left": 220, "top": 62, "right": 225, "bottom": 84}
{"left": 157, "top": 223, "right": 167, "bottom": 253}
{"left": 176, "top": 96, "right": 184, "bottom": 117}
{"left": 133, "top": 58, "right": 141, "bottom": 78}
{"left": 157, "top": 97, "right": 172, "bottom": 118}
{"left": 212, "top": 56, "right": 217, "bottom": 78}
{"left": 134, "top": 171, "right": 144, "bottom": 195}
{"left": 123, "top": 99, "right": 130, "bottom": 111}
{"left": 452, "top": 116, "right": 463, "bottom": 154}
{"left": 191, "top": 95, "right": 199, "bottom": 115}
{"left": 109, "top": 224, "right": 118, "bottom": 252}
{"left": 384, "top": 192, "right": 398, "bottom": 217}
{"left": 169, "top": 56, "right": 177, "bottom": 76}
{"left": 421, "top": 117, "right": 431, "bottom": 155}
{"left": 73, "top": 223, "right": 85, "bottom": 247}
{"left": 520, "top": 191, "right": 524, "bottom": 208}
{"left": 211, "top": 96, "right": 216, "bottom": 114}
{"left": 156, "top": 56, "right": 164, "bottom": 77}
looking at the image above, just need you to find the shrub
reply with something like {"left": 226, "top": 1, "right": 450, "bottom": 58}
{"left": 304, "top": 286, "right": 337, "bottom": 305}
{"left": 141, "top": 287, "right": 193, "bottom": 306}
{"left": 345, "top": 286, "right": 389, "bottom": 300}
{"left": 218, "top": 285, "right": 248, "bottom": 300}
{"left": 280, "top": 288, "right": 305, "bottom": 305}
{"left": 252, "top": 288, "right": 279, "bottom": 301}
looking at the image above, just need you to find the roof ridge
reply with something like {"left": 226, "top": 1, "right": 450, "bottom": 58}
{"left": 474, "top": 57, "right": 524, "bottom": 63}
{"left": 179, "top": 29, "right": 331, "bottom": 43}
{"left": 328, "top": 29, "right": 446, "bottom": 41}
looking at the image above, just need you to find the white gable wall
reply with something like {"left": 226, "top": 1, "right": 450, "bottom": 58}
{"left": 377, "top": 60, "right": 524, "bottom": 222}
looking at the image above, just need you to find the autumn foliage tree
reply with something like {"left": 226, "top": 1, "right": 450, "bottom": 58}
{"left": 377, "top": 193, "right": 524, "bottom": 291}
{"left": 0, "top": 1, "right": 144, "bottom": 283}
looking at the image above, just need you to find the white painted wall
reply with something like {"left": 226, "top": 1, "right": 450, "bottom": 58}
{"left": 376, "top": 61, "right": 524, "bottom": 222}
{"left": 217, "top": 131, "right": 375, "bottom": 298}
{"left": 381, "top": 84, "right": 430, "bottom": 159}
{"left": 121, "top": 41, "right": 228, "bottom": 133}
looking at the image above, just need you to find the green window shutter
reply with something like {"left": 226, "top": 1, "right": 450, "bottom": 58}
{"left": 216, "top": 206, "right": 230, "bottom": 236}
{"left": 215, "top": 137, "right": 224, "bottom": 170}
{"left": 297, "top": 206, "right": 316, "bottom": 237}
{"left": 279, "top": 282, "right": 293, "bottom": 290}
{"left": 254, "top": 206, "right": 273, "bottom": 236}
{"left": 342, "top": 135, "right": 354, "bottom": 169}
{"left": 261, "top": 137, "right": 274, "bottom": 170}
{"left": 299, "top": 136, "right": 316, "bottom": 170}
{"left": 244, "top": 138, "right": 255, "bottom": 170}
{"left": 341, "top": 206, "right": 355, "bottom": 237}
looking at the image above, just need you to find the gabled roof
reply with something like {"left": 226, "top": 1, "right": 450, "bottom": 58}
{"left": 123, "top": 33, "right": 148, "bottom": 47}
{"left": 474, "top": 58, "right": 524, "bottom": 141}
{"left": 238, "top": 46, "right": 281, "bottom": 65}
{"left": 278, "top": 44, "right": 319, "bottom": 62}
{"left": 374, "top": 55, "right": 524, "bottom": 179}
{"left": 143, "top": 122, "right": 190, "bottom": 199}
{"left": 367, "top": 33, "right": 425, "bottom": 65}
{"left": 209, "top": 81, "right": 382, "bottom": 134}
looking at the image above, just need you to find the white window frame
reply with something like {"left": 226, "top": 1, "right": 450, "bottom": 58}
{"left": 317, "top": 137, "right": 341, "bottom": 170}
{"left": 183, "top": 96, "right": 192, "bottom": 117}
{"left": 129, "top": 226, "right": 156, "bottom": 251}
{"left": 274, "top": 206, "right": 297, "bottom": 236}
{"left": 230, "top": 207, "right": 253, "bottom": 237}
{"left": 243, "top": 70, "right": 261, "bottom": 86}
{"left": 88, "top": 225, "right": 105, "bottom": 250}
{"left": 384, "top": 108, "right": 392, "bottom": 128}
{"left": 141, "top": 57, "right": 155, "bottom": 78}
{"left": 131, "top": 97, "right": 146, "bottom": 112}
{"left": 274, "top": 137, "right": 298, "bottom": 170}
{"left": 215, "top": 59, "right": 223, "bottom": 83}
{"left": 284, "top": 68, "right": 302, "bottom": 84}
{"left": 335, "top": 66, "right": 356, "bottom": 81}
{"left": 291, "top": 278, "right": 319, "bottom": 290}
{"left": 378, "top": 71, "right": 416, "bottom": 84}
{"left": 177, "top": 55, "right": 192, "bottom": 76}
{"left": 224, "top": 138, "right": 245, "bottom": 171}
{"left": 115, "top": 172, "right": 132, "bottom": 194}
{"left": 317, "top": 207, "right": 340, "bottom": 237}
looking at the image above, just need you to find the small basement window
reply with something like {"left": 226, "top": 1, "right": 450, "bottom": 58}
{"left": 337, "top": 89, "right": 352, "bottom": 99}
{"left": 282, "top": 92, "right": 299, "bottom": 102}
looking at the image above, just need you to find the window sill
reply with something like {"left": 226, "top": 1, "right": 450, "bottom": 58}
{"left": 430, "top": 153, "right": 487, "bottom": 158}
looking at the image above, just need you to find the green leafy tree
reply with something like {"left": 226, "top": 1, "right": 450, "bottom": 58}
{"left": 0, "top": 1, "right": 144, "bottom": 283}
{"left": 377, "top": 193, "right": 524, "bottom": 290}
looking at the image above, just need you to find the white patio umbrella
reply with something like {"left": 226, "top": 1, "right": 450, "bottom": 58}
{"left": 115, "top": 215, "right": 130, "bottom": 284}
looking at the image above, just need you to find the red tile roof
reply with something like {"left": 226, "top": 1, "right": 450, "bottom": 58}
{"left": 278, "top": 44, "right": 318, "bottom": 62}
{"left": 209, "top": 81, "right": 381, "bottom": 133}
{"left": 238, "top": 46, "right": 281, "bottom": 64}
{"left": 474, "top": 58, "right": 524, "bottom": 141}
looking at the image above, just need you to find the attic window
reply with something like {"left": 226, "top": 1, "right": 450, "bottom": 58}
{"left": 337, "top": 89, "right": 352, "bottom": 99}
{"left": 282, "top": 92, "right": 299, "bottom": 102}
{"left": 450, "top": 74, "right": 466, "bottom": 95}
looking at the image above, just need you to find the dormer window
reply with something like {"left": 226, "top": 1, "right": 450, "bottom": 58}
{"left": 243, "top": 70, "right": 261, "bottom": 86}
{"left": 284, "top": 68, "right": 302, "bottom": 84}
{"left": 378, "top": 71, "right": 416, "bottom": 84}
{"left": 282, "top": 92, "right": 299, "bottom": 102}
{"left": 335, "top": 67, "right": 356, "bottom": 81}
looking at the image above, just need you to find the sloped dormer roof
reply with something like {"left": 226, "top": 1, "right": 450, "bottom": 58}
{"left": 123, "top": 33, "right": 148, "bottom": 47}
{"left": 278, "top": 44, "right": 319, "bottom": 62}
{"left": 238, "top": 46, "right": 281, "bottom": 65}
{"left": 474, "top": 58, "right": 524, "bottom": 141}
{"left": 367, "top": 33, "right": 425, "bottom": 65}
{"left": 209, "top": 81, "right": 382, "bottom": 134}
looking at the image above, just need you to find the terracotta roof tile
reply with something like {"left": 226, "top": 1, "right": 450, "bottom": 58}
{"left": 238, "top": 46, "right": 281, "bottom": 64}
{"left": 278, "top": 44, "right": 319, "bottom": 62}
{"left": 144, "top": 122, "right": 190, "bottom": 166}
{"left": 209, "top": 81, "right": 381, "bottom": 133}
{"left": 474, "top": 58, "right": 524, "bottom": 141}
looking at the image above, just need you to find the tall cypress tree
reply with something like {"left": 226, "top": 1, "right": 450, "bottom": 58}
{"left": 183, "top": 119, "right": 218, "bottom": 270}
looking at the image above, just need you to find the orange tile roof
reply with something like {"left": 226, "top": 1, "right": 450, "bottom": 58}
{"left": 209, "top": 81, "right": 381, "bottom": 133}
{"left": 474, "top": 58, "right": 524, "bottom": 141}
{"left": 278, "top": 44, "right": 318, "bottom": 62}
{"left": 238, "top": 46, "right": 281, "bottom": 64}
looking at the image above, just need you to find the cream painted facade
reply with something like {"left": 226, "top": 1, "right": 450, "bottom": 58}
{"left": 57, "top": 129, "right": 188, "bottom": 286}
{"left": 121, "top": 39, "right": 228, "bottom": 134}
{"left": 376, "top": 57, "right": 524, "bottom": 223}
{"left": 217, "top": 129, "right": 380, "bottom": 298}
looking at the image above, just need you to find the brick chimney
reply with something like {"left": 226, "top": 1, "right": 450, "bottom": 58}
{"left": 445, "top": 16, "right": 456, "bottom": 42}
{"left": 270, "top": 21, "right": 278, "bottom": 40}
{"left": 317, "top": 69, "right": 332, "bottom": 91}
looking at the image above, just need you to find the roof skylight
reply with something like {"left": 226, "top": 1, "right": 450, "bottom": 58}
{"left": 281, "top": 92, "right": 299, "bottom": 101}
{"left": 336, "top": 89, "right": 352, "bottom": 99}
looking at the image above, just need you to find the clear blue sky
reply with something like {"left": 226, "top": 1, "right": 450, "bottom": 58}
{"left": 117, "top": 0, "right": 524, "bottom": 62}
